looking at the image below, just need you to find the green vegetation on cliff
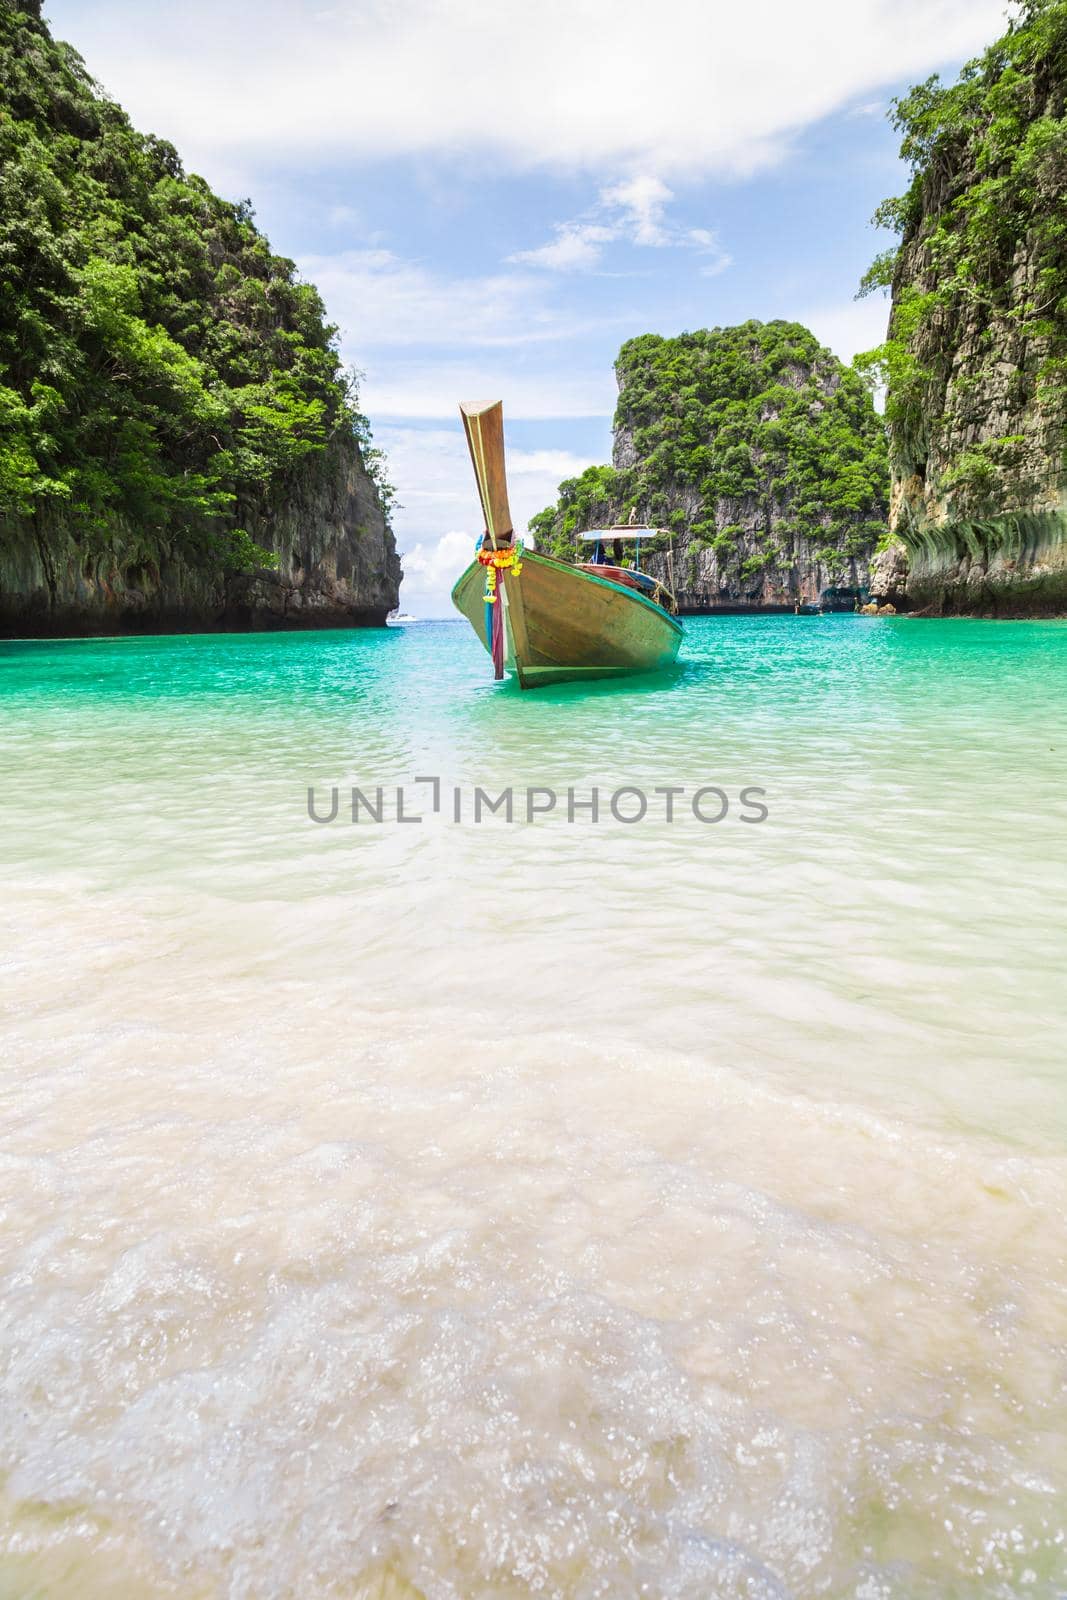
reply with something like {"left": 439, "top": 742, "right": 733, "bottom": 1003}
{"left": 858, "top": 0, "right": 1067, "bottom": 535}
{"left": 0, "top": 0, "right": 390, "bottom": 574}
{"left": 531, "top": 322, "right": 887, "bottom": 597}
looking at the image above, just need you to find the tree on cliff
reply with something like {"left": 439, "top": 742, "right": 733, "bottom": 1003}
{"left": 0, "top": 2, "right": 391, "bottom": 572}
{"left": 530, "top": 322, "right": 887, "bottom": 605}
{"left": 857, "top": 0, "right": 1067, "bottom": 535}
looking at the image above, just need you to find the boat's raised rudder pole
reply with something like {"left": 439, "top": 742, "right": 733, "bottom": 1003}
{"left": 460, "top": 400, "right": 514, "bottom": 550}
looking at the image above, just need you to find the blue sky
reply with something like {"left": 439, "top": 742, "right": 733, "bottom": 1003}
{"left": 46, "top": 0, "right": 1009, "bottom": 613}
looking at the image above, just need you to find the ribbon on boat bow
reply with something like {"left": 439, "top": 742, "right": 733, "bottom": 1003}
{"left": 477, "top": 542, "right": 523, "bottom": 679}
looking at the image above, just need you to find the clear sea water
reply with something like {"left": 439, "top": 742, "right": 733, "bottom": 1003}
{"left": 1, "top": 614, "right": 1066, "bottom": 1599}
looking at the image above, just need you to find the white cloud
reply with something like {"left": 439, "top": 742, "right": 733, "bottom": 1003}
{"left": 380, "top": 425, "right": 590, "bottom": 536}
{"left": 46, "top": 0, "right": 1007, "bottom": 183}
{"left": 399, "top": 529, "right": 477, "bottom": 613}
{"left": 510, "top": 448, "right": 594, "bottom": 480}
{"left": 361, "top": 359, "right": 616, "bottom": 421}
{"left": 684, "top": 227, "right": 734, "bottom": 278}
{"left": 510, "top": 223, "right": 615, "bottom": 272}
{"left": 297, "top": 248, "right": 591, "bottom": 348}
{"left": 510, "top": 176, "right": 732, "bottom": 275}
{"left": 801, "top": 294, "right": 892, "bottom": 365}
{"left": 600, "top": 175, "right": 673, "bottom": 247}
{"left": 381, "top": 428, "right": 593, "bottom": 613}
{"left": 699, "top": 252, "right": 734, "bottom": 280}
{"left": 294, "top": 245, "right": 622, "bottom": 422}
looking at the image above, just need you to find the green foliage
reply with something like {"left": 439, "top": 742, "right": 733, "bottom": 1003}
{"left": 206, "top": 528, "right": 280, "bottom": 573}
{"left": 857, "top": 248, "right": 899, "bottom": 299}
{"left": 858, "top": 0, "right": 1067, "bottom": 501}
{"left": 854, "top": 287, "right": 940, "bottom": 447}
{"left": 0, "top": 6, "right": 390, "bottom": 568}
{"left": 531, "top": 321, "right": 888, "bottom": 568}
{"left": 528, "top": 464, "right": 621, "bottom": 551}
{"left": 345, "top": 366, "right": 399, "bottom": 522}
{"left": 938, "top": 435, "right": 1028, "bottom": 512}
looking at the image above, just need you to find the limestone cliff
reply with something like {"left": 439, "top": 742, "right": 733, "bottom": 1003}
{"left": 530, "top": 323, "right": 888, "bottom": 612}
{"left": 864, "top": 0, "right": 1067, "bottom": 615}
{"left": 0, "top": 432, "right": 400, "bottom": 635}
{"left": 0, "top": 1, "right": 400, "bottom": 636}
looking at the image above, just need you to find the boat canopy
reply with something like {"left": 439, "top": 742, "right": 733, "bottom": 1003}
{"left": 578, "top": 528, "right": 665, "bottom": 540}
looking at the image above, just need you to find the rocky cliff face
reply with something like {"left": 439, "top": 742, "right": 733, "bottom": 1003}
{"left": 0, "top": 1, "right": 400, "bottom": 637}
{"left": 867, "top": 0, "right": 1067, "bottom": 615}
{"left": 530, "top": 322, "right": 888, "bottom": 612}
{"left": 0, "top": 432, "right": 400, "bottom": 636}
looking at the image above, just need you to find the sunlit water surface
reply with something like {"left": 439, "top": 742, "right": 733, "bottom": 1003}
{"left": 1, "top": 615, "right": 1066, "bottom": 1600}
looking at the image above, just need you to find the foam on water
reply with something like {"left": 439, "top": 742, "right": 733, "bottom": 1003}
{"left": 1, "top": 617, "right": 1066, "bottom": 1598}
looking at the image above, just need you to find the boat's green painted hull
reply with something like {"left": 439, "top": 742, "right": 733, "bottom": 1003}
{"left": 452, "top": 550, "right": 682, "bottom": 689}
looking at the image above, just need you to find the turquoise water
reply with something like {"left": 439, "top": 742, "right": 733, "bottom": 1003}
{"left": 2, "top": 616, "right": 1067, "bottom": 1598}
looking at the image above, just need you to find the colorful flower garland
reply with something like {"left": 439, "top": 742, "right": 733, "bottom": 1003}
{"left": 477, "top": 542, "right": 524, "bottom": 604}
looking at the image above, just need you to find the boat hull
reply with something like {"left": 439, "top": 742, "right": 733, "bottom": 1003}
{"left": 451, "top": 549, "right": 683, "bottom": 688}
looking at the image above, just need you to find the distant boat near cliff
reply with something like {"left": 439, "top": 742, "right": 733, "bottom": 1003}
{"left": 451, "top": 401, "right": 683, "bottom": 688}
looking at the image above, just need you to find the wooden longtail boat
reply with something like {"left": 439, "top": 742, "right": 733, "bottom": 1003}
{"left": 451, "top": 400, "right": 683, "bottom": 689}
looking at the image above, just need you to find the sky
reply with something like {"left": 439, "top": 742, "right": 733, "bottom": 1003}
{"left": 45, "top": 0, "right": 1010, "bottom": 615}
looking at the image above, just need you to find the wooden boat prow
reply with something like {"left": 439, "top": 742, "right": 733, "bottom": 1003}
{"left": 452, "top": 402, "right": 682, "bottom": 689}
{"left": 460, "top": 400, "right": 514, "bottom": 547}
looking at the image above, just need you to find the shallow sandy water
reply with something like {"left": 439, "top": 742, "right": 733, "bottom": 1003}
{"left": 1, "top": 617, "right": 1066, "bottom": 1598}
